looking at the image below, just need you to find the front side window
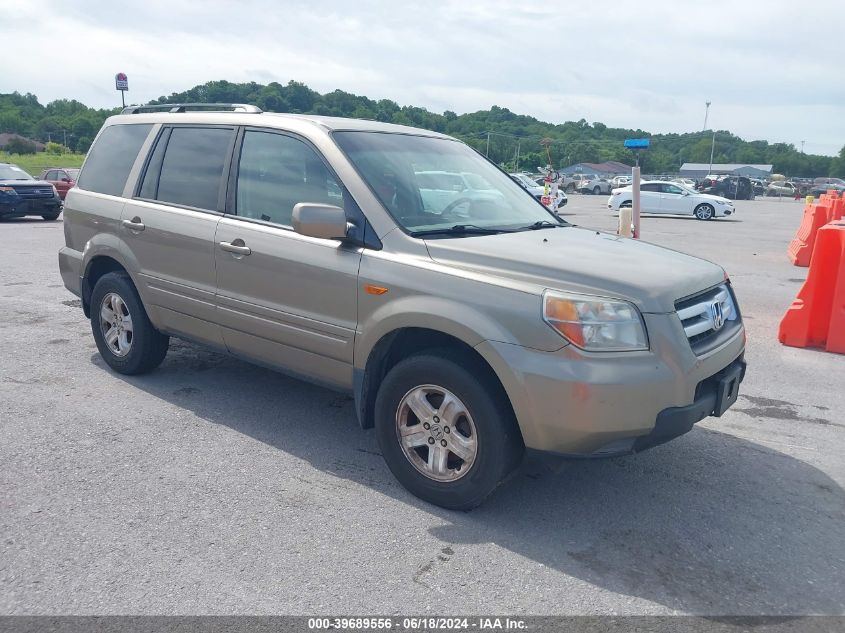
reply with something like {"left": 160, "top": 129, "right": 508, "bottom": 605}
{"left": 77, "top": 124, "right": 152, "bottom": 196}
{"left": 235, "top": 130, "right": 343, "bottom": 227}
{"left": 152, "top": 127, "right": 233, "bottom": 210}
{"left": 661, "top": 184, "right": 684, "bottom": 195}
{"left": 333, "top": 131, "right": 560, "bottom": 235}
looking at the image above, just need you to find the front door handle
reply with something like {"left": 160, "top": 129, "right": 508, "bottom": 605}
{"left": 122, "top": 217, "right": 145, "bottom": 232}
{"left": 219, "top": 240, "right": 251, "bottom": 256}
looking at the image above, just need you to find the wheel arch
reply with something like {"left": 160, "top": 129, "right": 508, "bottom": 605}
{"left": 354, "top": 326, "right": 517, "bottom": 437}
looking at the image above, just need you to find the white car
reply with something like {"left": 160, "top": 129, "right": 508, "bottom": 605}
{"left": 577, "top": 175, "right": 613, "bottom": 195}
{"left": 610, "top": 175, "right": 632, "bottom": 189}
{"left": 607, "top": 180, "right": 735, "bottom": 220}
{"left": 509, "top": 173, "right": 568, "bottom": 209}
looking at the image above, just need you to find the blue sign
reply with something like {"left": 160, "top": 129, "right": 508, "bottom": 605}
{"left": 624, "top": 138, "right": 650, "bottom": 149}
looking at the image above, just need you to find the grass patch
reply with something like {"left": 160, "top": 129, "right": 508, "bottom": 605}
{"left": 0, "top": 151, "right": 85, "bottom": 178}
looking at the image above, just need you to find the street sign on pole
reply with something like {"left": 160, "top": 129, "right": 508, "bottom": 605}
{"left": 623, "top": 139, "right": 649, "bottom": 239}
{"left": 115, "top": 72, "right": 129, "bottom": 107}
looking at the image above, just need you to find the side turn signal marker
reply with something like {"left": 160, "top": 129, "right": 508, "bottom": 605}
{"left": 365, "top": 284, "right": 389, "bottom": 295}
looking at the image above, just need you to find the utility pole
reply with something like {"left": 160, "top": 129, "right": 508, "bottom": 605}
{"left": 801, "top": 140, "right": 805, "bottom": 154}
{"left": 63, "top": 130, "right": 67, "bottom": 148}
{"left": 486, "top": 132, "right": 490, "bottom": 157}
{"left": 708, "top": 130, "right": 716, "bottom": 176}
{"left": 703, "top": 101, "right": 711, "bottom": 132}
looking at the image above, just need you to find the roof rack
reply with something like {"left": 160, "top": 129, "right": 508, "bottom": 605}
{"left": 121, "top": 103, "right": 263, "bottom": 115}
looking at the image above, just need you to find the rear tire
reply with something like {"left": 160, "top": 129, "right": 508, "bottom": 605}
{"left": 90, "top": 272, "right": 169, "bottom": 375}
{"left": 592, "top": 186, "right": 601, "bottom": 195}
{"left": 374, "top": 350, "right": 523, "bottom": 510}
{"left": 41, "top": 211, "right": 61, "bottom": 221}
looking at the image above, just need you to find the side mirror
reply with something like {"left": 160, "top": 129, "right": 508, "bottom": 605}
{"left": 292, "top": 203, "right": 349, "bottom": 240}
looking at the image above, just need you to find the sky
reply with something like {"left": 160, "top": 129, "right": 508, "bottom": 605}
{"left": 3, "top": 0, "right": 844, "bottom": 155}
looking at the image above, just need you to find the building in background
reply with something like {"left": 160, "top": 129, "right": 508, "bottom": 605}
{"left": 679, "top": 163, "right": 773, "bottom": 178}
{"left": 0, "top": 134, "right": 46, "bottom": 152}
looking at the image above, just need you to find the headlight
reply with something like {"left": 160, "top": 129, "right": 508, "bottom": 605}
{"left": 543, "top": 290, "right": 648, "bottom": 351}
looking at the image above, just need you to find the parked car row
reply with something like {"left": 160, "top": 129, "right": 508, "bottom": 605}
{"left": 0, "top": 163, "right": 64, "bottom": 220}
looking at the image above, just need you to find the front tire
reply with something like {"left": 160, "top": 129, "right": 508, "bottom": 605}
{"left": 90, "top": 272, "right": 169, "bottom": 375}
{"left": 592, "top": 186, "right": 601, "bottom": 195}
{"left": 374, "top": 351, "right": 523, "bottom": 510}
{"left": 694, "top": 203, "right": 714, "bottom": 220}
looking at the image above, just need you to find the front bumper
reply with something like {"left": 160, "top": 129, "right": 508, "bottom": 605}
{"left": 476, "top": 312, "right": 746, "bottom": 455}
{"left": 0, "top": 197, "right": 62, "bottom": 217}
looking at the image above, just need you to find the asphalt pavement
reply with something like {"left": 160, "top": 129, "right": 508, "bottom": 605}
{"left": 1, "top": 195, "right": 843, "bottom": 615}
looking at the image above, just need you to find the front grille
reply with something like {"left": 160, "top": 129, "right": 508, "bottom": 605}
{"left": 11, "top": 185, "right": 54, "bottom": 199}
{"left": 675, "top": 283, "right": 741, "bottom": 355}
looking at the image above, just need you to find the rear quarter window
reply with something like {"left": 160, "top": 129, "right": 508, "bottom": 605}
{"left": 77, "top": 124, "right": 153, "bottom": 196}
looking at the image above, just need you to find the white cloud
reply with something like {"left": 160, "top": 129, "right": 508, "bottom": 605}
{"left": 2, "top": 0, "right": 843, "bottom": 154}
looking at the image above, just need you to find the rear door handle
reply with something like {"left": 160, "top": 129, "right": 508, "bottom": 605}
{"left": 122, "top": 218, "right": 145, "bottom": 232}
{"left": 219, "top": 240, "right": 251, "bottom": 256}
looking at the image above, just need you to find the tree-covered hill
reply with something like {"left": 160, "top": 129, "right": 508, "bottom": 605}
{"left": 2, "top": 80, "right": 842, "bottom": 177}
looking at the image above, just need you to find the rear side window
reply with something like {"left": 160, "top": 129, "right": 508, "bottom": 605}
{"left": 148, "top": 127, "right": 234, "bottom": 211}
{"left": 235, "top": 130, "right": 343, "bottom": 226}
{"left": 77, "top": 124, "right": 152, "bottom": 196}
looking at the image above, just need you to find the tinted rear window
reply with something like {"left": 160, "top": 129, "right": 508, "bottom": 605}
{"left": 153, "top": 127, "right": 233, "bottom": 210}
{"left": 77, "top": 124, "right": 152, "bottom": 196}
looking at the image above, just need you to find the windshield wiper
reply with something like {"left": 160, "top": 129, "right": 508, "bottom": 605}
{"left": 411, "top": 224, "right": 517, "bottom": 237}
{"left": 519, "top": 220, "right": 567, "bottom": 230}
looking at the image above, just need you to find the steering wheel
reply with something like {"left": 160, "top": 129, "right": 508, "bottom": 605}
{"left": 440, "top": 196, "right": 476, "bottom": 215}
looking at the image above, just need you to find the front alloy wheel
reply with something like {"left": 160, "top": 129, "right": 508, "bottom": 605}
{"left": 396, "top": 384, "right": 478, "bottom": 482}
{"left": 694, "top": 204, "right": 714, "bottom": 220}
{"left": 374, "top": 351, "right": 524, "bottom": 510}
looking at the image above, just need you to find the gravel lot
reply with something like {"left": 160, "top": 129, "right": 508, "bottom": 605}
{"left": 1, "top": 195, "right": 843, "bottom": 615}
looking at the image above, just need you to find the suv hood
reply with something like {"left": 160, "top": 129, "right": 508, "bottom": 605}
{"left": 424, "top": 227, "right": 725, "bottom": 313}
{"left": 0, "top": 179, "right": 53, "bottom": 188}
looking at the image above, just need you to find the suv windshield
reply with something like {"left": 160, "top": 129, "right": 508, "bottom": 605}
{"left": 334, "top": 132, "right": 561, "bottom": 235}
{"left": 0, "top": 165, "right": 33, "bottom": 180}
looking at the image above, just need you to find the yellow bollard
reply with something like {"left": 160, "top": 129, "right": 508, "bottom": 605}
{"left": 806, "top": 195, "right": 815, "bottom": 204}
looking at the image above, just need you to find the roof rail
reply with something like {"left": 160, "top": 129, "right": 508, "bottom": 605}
{"left": 121, "top": 103, "right": 263, "bottom": 115}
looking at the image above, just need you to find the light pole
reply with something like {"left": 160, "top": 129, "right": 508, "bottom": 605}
{"left": 703, "top": 101, "right": 711, "bottom": 131}
{"left": 708, "top": 130, "right": 716, "bottom": 176}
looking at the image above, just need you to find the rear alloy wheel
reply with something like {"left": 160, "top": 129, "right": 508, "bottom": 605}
{"left": 375, "top": 351, "right": 523, "bottom": 510}
{"left": 694, "top": 203, "right": 714, "bottom": 220}
{"left": 90, "top": 272, "right": 169, "bottom": 375}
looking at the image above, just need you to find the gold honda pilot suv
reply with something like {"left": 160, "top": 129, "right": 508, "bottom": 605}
{"left": 59, "top": 103, "right": 746, "bottom": 509}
